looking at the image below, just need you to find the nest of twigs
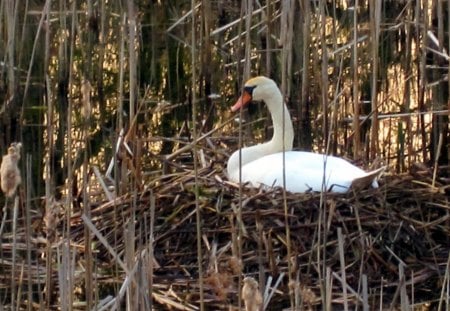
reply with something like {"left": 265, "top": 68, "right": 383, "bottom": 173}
{"left": 0, "top": 151, "right": 449, "bottom": 310}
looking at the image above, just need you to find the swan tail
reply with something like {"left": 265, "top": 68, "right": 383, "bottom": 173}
{"left": 350, "top": 166, "right": 386, "bottom": 191}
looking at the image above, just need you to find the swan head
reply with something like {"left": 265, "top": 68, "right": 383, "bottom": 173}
{"left": 231, "top": 76, "right": 280, "bottom": 112}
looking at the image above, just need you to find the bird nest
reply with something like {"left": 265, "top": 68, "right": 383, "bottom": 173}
{"left": 0, "top": 157, "right": 449, "bottom": 310}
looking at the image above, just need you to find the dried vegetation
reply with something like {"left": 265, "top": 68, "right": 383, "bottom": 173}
{"left": 0, "top": 0, "right": 450, "bottom": 310}
{"left": 0, "top": 142, "right": 449, "bottom": 309}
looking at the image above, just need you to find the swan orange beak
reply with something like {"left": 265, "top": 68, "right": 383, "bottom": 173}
{"left": 231, "top": 90, "right": 252, "bottom": 112}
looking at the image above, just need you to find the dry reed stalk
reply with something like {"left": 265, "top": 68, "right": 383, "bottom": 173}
{"left": 44, "top": 72, "right": 55, "bottom": 308}
{"left": 325, "top": 267, "right": 332, "bottom": 309}
{"left": 403, "top": 8, "right": 413, "bottom": 169}
{"left": 369, "top": 0, "right": 381, "bottom": 161}
{"left": 16, "top": 264, "right": 24, "bottom": 309}
{"left": 331, "top": 271, "right": 361, "bottom": 303}
{"left": 83, "top": 150, "right": 93, "bottom": 309}
{"left": 125, "top": 220, "right": 136, "bottom": 309}
{"left": 97, "top": 0, "right": 107, "bottom": 106}
{"left": 352, "top": 0, "right": 361, "bottom": 159}
{"left": 448, "top": 0, "right": 450, "bottom": 171}
{"left": 23, "top": 0, "right": 50, "bottom": 104}
{"left": 264, "top": 1, "right": 272, "bottom": 76}
{"left": 57, "top": 242, "right": 72, "bottom": 311}
{"left": 256, "top": 211, "right": 265, "bottom": 295}
{"left": 190, "top": 1, "right": 204, "bottom": 310}
{"left": 437, "top": 253, "right": 450, "bottom": 310}
{"left": 243, "top": 0, "right": 252, "bottom": 81}
{"left": 433, "top": 0, "right": 449, "bottom": 175}
{"left": 81, "top": 3, "right": 94, "bottom": 297}
{"left": 337, "top": 227, "right": 349, "bottom": 311}
{"left": 5, "top": 0, "right": 15, "bottom": 99}
{"left": 93, "top": 166, "right": 114, "bottom": 201}
{"left": 280, "top": 1, "right": 295, "bottom": 308}
{"left": 0, "top": 202, "right": 6, "bottom": 238}
{"left": 231, "top": 1, "right": 254, "bottom": 309}
{"left": 319, "top": 0, "right": 329, "bottom": 152}
{"left": 127, "top": 0, "right": 137, "bottom": 122}
{"left": 417, "top": 0, "right": 428, "bottom": 162}
{"left": 97, "top": 258, "right": 141, "bottom": 311}
{"left": 118, "top": 13, "right": 126, "bottom": 134}
{"left": 25, "top": 155, "right": 32, "bottom": 311}
{"left": 299, "top": 0, "right": 311, "bottom": 151}
{"left": 362, "top": 274, "right": 369, "bottom": 311}
{"left": 148, "top": 192, "right": 156, "bottom": 309}
{"left": 166, "top": 2, "right": 202, "bottom": 33}
{"left": 81, "top": 213, "right": 130, "bottom": 274}
{"left": 15, "top": 1, "right": 29, "bottom": 74}
{"left": 264, "top": 273, "right": 284, "bottom": 309}
{"left": 316, "top": 3, "right": 332, "bottom": 303}
{"left": 0, "top": 2, "right": 3, "bottom": 50}
{"left": 64, "top": 3, "right": 77, "bottom": 308}
{"left": 152, "top": 292, "right": 197, "bottom": 311}
{"left": 10, "top": 195, "right": 19, "bottom": 311}
{"left": 165, "top": 117, "right": 234, "bottom": 162}
{"left": 432, "top": 133, "right": 444, "bottom": 188}
{"left": 399, "top": 263, "right": 410, "bottom": 311}
{"left": 200, "top": 0, "right": 213, "bottom": 131}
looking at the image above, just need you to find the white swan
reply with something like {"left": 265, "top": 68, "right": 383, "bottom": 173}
{"left": 226, "top": 76, "right": 384, "bottom": 193}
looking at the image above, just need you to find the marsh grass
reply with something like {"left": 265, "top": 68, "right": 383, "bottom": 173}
{"left": 0, "top": 1, "right": 449, "bottom": 310}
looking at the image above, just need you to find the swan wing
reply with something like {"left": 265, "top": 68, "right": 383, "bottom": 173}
{"left": 238, "top": 152, "right": 380, "bottom": 193}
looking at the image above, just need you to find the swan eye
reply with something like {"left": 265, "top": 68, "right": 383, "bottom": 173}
{"left": 244, "top": 85, "right": 256, "bottom": 95}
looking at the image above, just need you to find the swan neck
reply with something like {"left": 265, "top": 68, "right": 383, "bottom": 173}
{"left": 265, "top": 91, "right": 294, "bottom": 152}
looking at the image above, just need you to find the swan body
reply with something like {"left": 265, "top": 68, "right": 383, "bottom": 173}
{"left": 226, "top": 76, "right": 383, "bottom": 193}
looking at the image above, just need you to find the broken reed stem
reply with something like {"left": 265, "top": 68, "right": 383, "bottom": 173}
{"left": 256, "top": 211, "right": 265, "bottom": 296}
{"left": 190, "top": 1, "right": 204, "bottom": 310}
{"left": 399, "top": 263, "right": 409, "bottom": 311}
{"left": 325, "top": 267, "right": 332, "bottom": 310}
{"left": 165, "top": 117, "right": 234, "bottom": 162}
{"left": 437, "top": 252, "right": 450, "bottom": 310}
{"left": 11, "top": 195, "right": 18, "bottom": 311}
{"left": 337, "top": 228, "right": 349, "bottom": 311}
{"left": 83, "top": 115, "right": 93, "bottom": 308}
{"left": 362, "top": 274, "right": 369, "bottom": 311}
{"left": 23, "top": 0, "right": 50, "bottom": 104}
{"left": 26, "top": 155, "right": 33, "bottom": 310}
{"left": 125, "top": 219, "right": 136, "bottom": 309}
{"left": 148, "top": 192, "right": 156, "bottom": 309}
{"left": 0, "top": 201, "right": 7, "bottom": 238}
{"left": 432, "top": 132, "right": 443, "bottom": 188}
{"left": 44, "top": 71, "right": 55, "bottom": 308}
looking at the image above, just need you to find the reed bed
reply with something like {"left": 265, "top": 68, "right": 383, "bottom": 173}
{"left": 1, "top": 1, "right": 450, "bottom": 310}
{"left": 0, "top": 141, "right": 448, "bottom": 310}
